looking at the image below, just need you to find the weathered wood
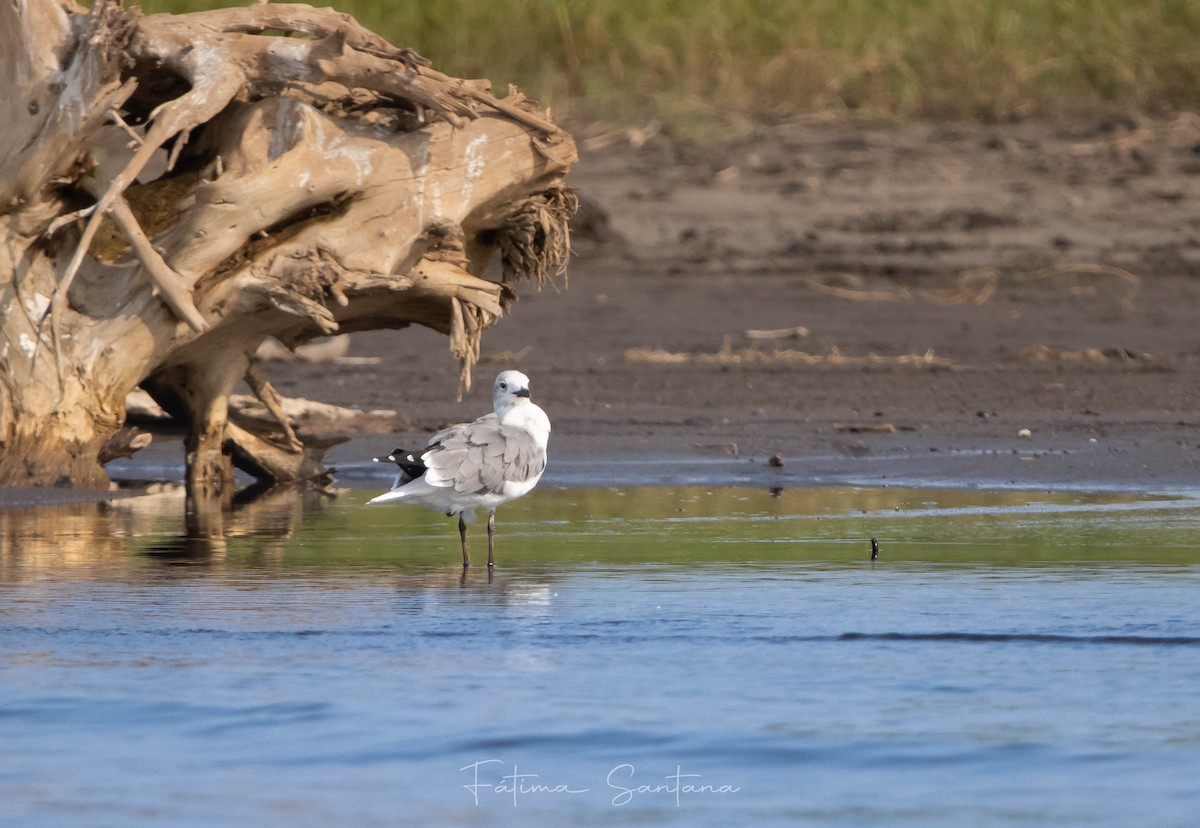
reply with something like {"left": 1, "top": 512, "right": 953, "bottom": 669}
{"left": 243, "top": 365, "right": 302, "bottom": 452}
{"left": 108, "top": 196, "right": 209, "bottom": 332}
{"left": 98, "top": 426, "right": 153, "bottom": 464}
{"left": 0, "top": 0, "right": 576, "bottom": 491}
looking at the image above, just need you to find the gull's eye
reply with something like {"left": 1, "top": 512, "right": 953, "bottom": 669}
{"left": 499, "top": 382, "right": 507, "bottom": 389}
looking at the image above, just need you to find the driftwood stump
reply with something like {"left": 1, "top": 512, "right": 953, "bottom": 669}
{"left": 0, "top": 1, "right": 577, "bottom": 495}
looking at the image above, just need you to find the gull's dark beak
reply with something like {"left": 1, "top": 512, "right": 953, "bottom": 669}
{"left": 515, "top": 388, "right": 531, "bottom": 398}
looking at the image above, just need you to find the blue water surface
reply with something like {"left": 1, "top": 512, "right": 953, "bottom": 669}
{"left": 1, "top": 486, "right": 1199, "bottom": 826}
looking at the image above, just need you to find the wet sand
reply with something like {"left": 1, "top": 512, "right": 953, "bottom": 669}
{"left": 9, "top": 116, "right": 1200, "bottom": 503}
{"left": 274, "top": 116, "right": 1200, "bottom": 492}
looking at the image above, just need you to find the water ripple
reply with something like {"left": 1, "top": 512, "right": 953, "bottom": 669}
{"left": 833, "top": 632, "right": 1200, "bottom": 646}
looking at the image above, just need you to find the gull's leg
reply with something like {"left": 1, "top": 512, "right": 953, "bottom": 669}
{"left": 487, "top": 511, "right": 496, "bottom": 569}
{"left": 459, "top": 514, "right": 470, "bottom": 568}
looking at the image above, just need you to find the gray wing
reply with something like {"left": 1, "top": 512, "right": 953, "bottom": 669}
{"left": 423, "top": 414, "right": 546, "bottom": 494}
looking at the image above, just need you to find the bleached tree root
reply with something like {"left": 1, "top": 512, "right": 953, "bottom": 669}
{"left": 0, "top": 0, "right": 576, "bottom": 491}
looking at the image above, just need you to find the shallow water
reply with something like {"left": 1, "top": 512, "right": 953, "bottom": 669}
{"left": 2, "top": 485, "right": 1200, "bottom": 826}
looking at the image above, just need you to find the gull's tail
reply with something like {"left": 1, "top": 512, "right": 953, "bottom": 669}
{"left": 367, "top": 488, "right": 410, "bottom": 505}
{"left": 376, "top": 448, "right": 434, "bottom": 494}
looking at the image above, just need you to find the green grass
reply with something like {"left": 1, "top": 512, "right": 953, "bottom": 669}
{"left": 134, "top": 0, "right": 1200, "bottom": 127}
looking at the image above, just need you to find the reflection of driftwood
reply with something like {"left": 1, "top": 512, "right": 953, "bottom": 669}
{"left": 0, "top": 1, "right": 576, "bottom": 494}
{"left": 110, "top": 481, "right": 327, "bottom": 558}
{"left": 182, "top": 482, "right": 327, "bottom": 557}
{"left": 0, "top": 481, "right": 321, "bottom": 567}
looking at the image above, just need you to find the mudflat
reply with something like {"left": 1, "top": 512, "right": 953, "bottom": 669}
{"left": 227, "top": 117, "right": 1200, "bottom": 490}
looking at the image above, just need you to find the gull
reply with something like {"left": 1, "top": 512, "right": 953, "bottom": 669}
{"left": 368, "top": 370, "right": 550, "bottom": 568}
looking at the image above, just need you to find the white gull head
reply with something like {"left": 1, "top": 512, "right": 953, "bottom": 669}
{"left": 493, "top": 369, "right": 533, "bottom": 419}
